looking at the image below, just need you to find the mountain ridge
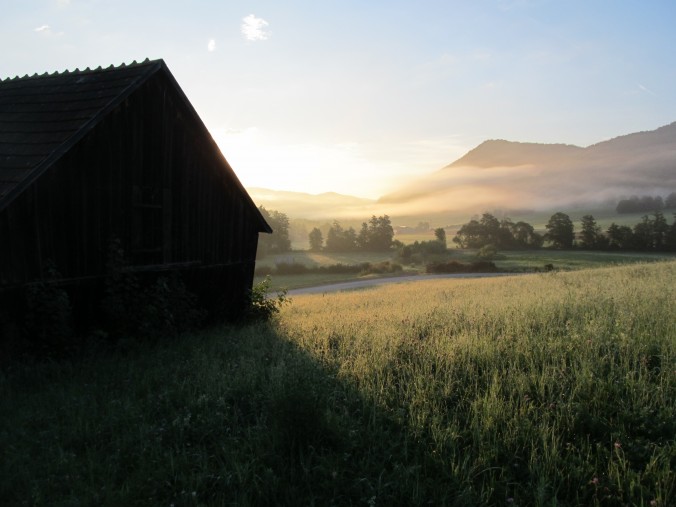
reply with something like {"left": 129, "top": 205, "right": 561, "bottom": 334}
{"left": 248, "top": 121, "right": 676, "bottom": 219}
{"left": 379, "top": 121, "right": 676, "bottom": 211}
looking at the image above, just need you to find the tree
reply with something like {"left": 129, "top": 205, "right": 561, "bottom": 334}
{"left": 632, "top": 215, "right": 653, "bottom": 250}
{"left": 453, "top": 213, "right": 543, "bottom": 250}
{"left": 666, "top": 213, "right": 676, "bottom": 251}
{"left": 434, "top": 227, "right": 447, "bottom": 249}
{"left": 308, "top": 227, "right": 323, "bottom": 252}
{"left": 651, "top": 211, "right": 669, "bottom": 250}
{"left": 511, "top": 221, "right": 543, "bottom": 248}
{"left": 257, "top": 206, "right": 291, "bottom": 256}
{"left": 665, "top": 192, "right": 676, "bottom": 209}
{"left": 480, "top": 213, "right": 501, "bottom": 245}
{"left": 579, "top": 215, "right": 602, "bottom": 249}
{"left": 453, "top": 219, "right": 483, "bottom": 248}
{"left": 325, "top": 221, "right": 358, "bottom": 252}
{"left": 544, "top": 212, "right": 574, "bottom": 249}
{"left": 356, "top": 215, "right": 394, "bottom": 251}
{"left": 606, "top": 223, "right": 633, "bottom": 250}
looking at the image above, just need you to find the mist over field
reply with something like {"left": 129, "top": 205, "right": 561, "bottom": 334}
{"left": 251, "top": 122, "right": 676, "bottom": 220}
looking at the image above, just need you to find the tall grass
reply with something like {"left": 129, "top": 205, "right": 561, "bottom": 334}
{"left": 279, "top": 261, "right": 675, "bottom": 505}
{"left": 1, "top": 262, "right": 674, "bottom": 506}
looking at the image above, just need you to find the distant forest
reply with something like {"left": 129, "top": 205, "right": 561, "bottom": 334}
{"left": 259, "top": 204, "right": 676, "bottom": 257}
{"left": 616, "top": 192, "right": 676, "bottom": 213}
{"left": 454, "top": 211, "right": 676, "bottom": 252}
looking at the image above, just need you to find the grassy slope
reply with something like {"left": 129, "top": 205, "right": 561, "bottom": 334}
{"left": 2, "top": 262, "right": 675, "bottom": 506}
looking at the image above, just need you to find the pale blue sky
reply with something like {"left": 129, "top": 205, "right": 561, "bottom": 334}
{"left": 2, "top": 0, "right": 675, "bottom": 197}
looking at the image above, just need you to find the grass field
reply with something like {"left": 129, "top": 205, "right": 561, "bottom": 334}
{"left": 256, "top": 249, "right": 676, "bottom": 290}
{"left": 2, "top": 261, "right": 674, "bottom": 505}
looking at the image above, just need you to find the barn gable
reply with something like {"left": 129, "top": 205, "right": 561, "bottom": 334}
{"left": 0, "top": 59, "right": 271, "bottom": 328}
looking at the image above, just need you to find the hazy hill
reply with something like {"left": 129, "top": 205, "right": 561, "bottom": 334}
{"left": 447, "top": 140, "right": 583, "bottom": 168}
{"left": 380, "top": 122, "right": 676, "bottom": 214}
{"left": 247, "top": 122, "right": 676, "bottom": 221}
{"left": 248, "top": 187, "right": 375, "bottom": 219}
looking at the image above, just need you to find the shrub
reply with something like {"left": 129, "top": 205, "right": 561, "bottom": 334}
{"left": 467, "top": 260, "right": 498, "bottom": 272}
{"left": 245, "top": 276, "right": 290, "bottom": 322}
{"left": 426, "top": 260, "right": 466, "bottom": 274}
{"left": 101, "top": 238, "right": 205, "bottom": 341}
{"left": 23, "top": 262, "right": 72, "bottom": 354}
{"left": 360, "top": 261, "right": 403, "bottom": 275}
{"left": 426, "top": 260, "right": 498, "bottom": 274}
{"left": 274, "top": 262, "right": 309, "bottom": 275}
{"left": 477, "top": 244, "right": 498, "bottom": 260}
{"left": 318, "top": 263, "right": 364, "bottom": 274}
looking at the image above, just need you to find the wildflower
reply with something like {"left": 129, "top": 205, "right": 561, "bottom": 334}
{"left": 614, "top": 441, "right": 622, "bottom": 449}
{"left": 591, "top": 477, "right": 599, "bottom": 485}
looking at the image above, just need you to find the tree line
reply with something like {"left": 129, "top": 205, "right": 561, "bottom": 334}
{"left": 258, "top": 205, "right": 676, "bottom": 257}
{"left": 309, "top": 215, "right": 396, "bottom": 252}
{"left": 616, "top": 192, "right": 676, "bottom": 214}
{"left": 453, "top": 211, "right": 676, "bottom": 252}
{"left": 257, "top": 209, "right": 400, "bottom": 255}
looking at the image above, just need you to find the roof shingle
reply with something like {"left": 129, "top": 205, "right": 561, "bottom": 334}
{"left": 0, "top": 59, "right": 163, "bottom": 204}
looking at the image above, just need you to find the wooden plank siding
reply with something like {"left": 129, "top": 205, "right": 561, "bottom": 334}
{"left": 0, "top": 60, "right": 270, "bottom": 322}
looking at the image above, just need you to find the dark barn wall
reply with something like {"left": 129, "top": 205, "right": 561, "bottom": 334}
{"left": 0, "top": 70, "right": 262, "bottom": 319}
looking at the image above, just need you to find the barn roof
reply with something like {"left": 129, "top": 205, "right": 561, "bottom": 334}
{"left": 0, "top": 58, "right": 271, "bottom": 232}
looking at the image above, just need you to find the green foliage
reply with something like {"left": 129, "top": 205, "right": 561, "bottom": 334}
{"left": 325, "top": 216, "right": 394, "bottom": 252}
{"left": 23, "top": 262, "right": 72, "bottom": 353}
{"left": 357, "top": 215, "right": 395, "bottom": 251}
{"left": 257, "top": 261, "right": 403, "bottom": 277}
{"left": 580, "top": 214, "right": 604, "bottom": 249}
{"left": 308, "top": 226, "right": 323, "bottom": 251}
{"left": 426, "top": 259, "right": 498, "bottom": 273}
{"left": 434, "top": 227, "right": 447, "bottom": 247}
{"left": 606, "top": 223, "right": 634, "bottom": 250}
{"left": 399, "top": 233, "right": 448, "bottom": 264}
{"left": 605, "top": 212, "right": 676, "bottom": 252}
{"left": 545, "top": 211, "right": 575, "bottom": 249}
{"left": 453, "top": 213, "right": 542, "bottom": 249}
{"left": 101, "top": 239, "right": 205, "bottom": 341}
{"left": 257, "top": 206, "right": 292, "bottom": 256}
{"left": 359, "top": 260, "right": 403, "bottom": 275}
{"left": 245, "top": 276, "right": 290, "bottom": 322}
{"left": 325, "top": 220, "right": 358, "bottom": 252}
{"left": 616, "top": 193, "right": 674, "bottom": 213}
{"left": 476, "top": 243, "right": 498, "bottom": 260}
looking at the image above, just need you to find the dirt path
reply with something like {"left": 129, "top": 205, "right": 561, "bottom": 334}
{"left": 287, "top": 272, "right": 519, "bottom": 296}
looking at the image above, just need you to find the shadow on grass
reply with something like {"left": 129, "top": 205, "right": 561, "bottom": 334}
{"left": 0, "top": 321, "right": 470, "bottom": 506}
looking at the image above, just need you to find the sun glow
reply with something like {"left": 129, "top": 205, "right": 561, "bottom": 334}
{"left": 212, "top": 128, "right": 411, "bottom": 199}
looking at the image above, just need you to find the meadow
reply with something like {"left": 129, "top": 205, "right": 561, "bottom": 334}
{"left": 255, "top": 248, "right": 676, "bottom": 290}
{"left": 1, "top": 261, "right": 675, "bottom": 506}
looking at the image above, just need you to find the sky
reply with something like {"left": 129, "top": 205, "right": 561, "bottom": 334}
{"left": 2, "top": 0, "right": 676, "bottom": 199}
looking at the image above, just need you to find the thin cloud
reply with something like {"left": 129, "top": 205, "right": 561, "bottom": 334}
{"left": 207, "top": 38, "right": 216, "bottom": 52}
{"left": 56, "top": 0, "right": 71, "bottom": 7}
{"left": 638, "top": 84, "right": 657, "bottom": 96}
{"left": 34, "top": 24, "right": 63, "bottom": 36}
{"left": 241, "top": 14, "right": 270, "bottom": 41}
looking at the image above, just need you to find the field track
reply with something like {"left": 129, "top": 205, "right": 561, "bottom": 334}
{"left": 287, "top": 272, "right": 520, "bottom": 295}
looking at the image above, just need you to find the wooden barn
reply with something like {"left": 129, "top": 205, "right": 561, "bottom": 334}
{"left": 0, "top": 58, "right": 271, "bottom": 337}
